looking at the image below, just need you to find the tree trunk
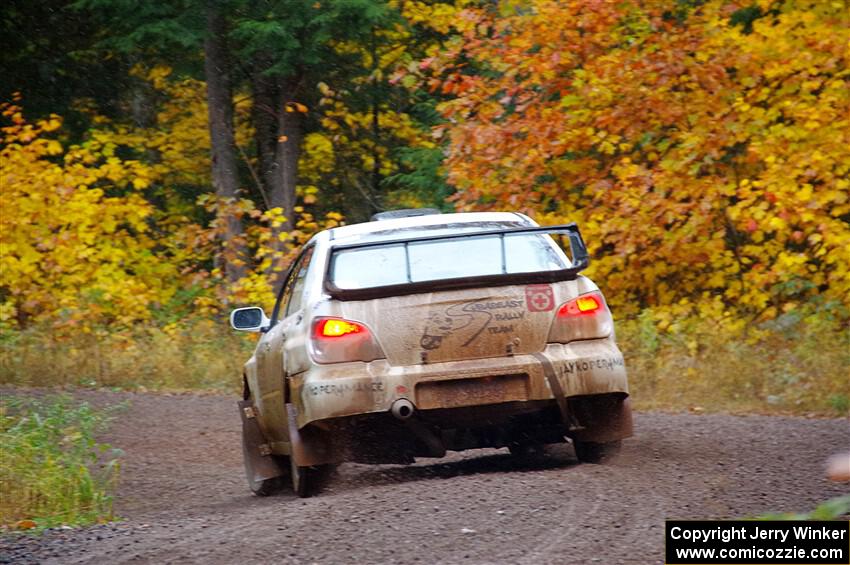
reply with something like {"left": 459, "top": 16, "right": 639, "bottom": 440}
{"left": 251, "top": 55, "right": 277, "bottom": 211}
{"left": 369, "top": 27, "right": 381, "bottom": 216}
{"left": 128, "top": 58, "right": 156, "bottom": 129}
{"left": 260, "top": 76, "right": 303, "bottom": 248}
{"left": 204, "top": 0, "right": 245, "bottom": 283}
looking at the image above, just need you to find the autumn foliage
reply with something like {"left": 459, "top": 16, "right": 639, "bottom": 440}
{"left": 0, "top": 94, "right": 344, "bottom": 329}
{"left": 0, "top": 98, "right": 181, "bottom": 328}
{"left": 1, "top": 0, "right": 848, "bottom": 412}
{"left": 424, "top": 0, "right": 849, "bottom": 327}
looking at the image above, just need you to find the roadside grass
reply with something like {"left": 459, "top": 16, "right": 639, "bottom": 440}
{"left": 755, "top": 495, "right": 850, "bottom": 520}
{"left": 0, "top": 310, "right": 847, "bottom": 416}
{"left": 0, "top": 395, "right": 124, "bottom": 530}
{"left": 0, "top": 318, "right": 252, "bottom": 394}
{"left": 620, "top": 311, "right": 850, "bottom": 417}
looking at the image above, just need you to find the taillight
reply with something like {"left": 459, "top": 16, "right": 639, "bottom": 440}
{"left": 548, "top": 291, "right": 613, "bottom": 344}
{"left": 310, "top": 317, "right": 385, "bottom": 364}
{"left": 558, "top": 294, "right": 601, "bottom": 316}
{"left": 316, "top": 318, "right": 365, "bottom": 337}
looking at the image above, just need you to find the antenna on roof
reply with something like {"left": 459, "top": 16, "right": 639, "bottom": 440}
{"left": 370, "top": 208, "right": 442, "bottom": 222}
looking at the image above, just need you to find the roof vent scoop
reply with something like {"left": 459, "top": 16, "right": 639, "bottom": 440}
{"left": 370, "top": 208, "right": 442, "bottom": 222}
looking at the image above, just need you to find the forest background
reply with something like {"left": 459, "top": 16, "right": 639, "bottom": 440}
{"left": 1, "top": 0, "right": 848, "bottom": 415}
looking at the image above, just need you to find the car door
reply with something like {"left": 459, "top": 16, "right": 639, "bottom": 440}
{"left": 255, "top": 246, "right": 315, "bottom": 444}
{"left": 278, "top": 245, "right": 315, "bottom": 378}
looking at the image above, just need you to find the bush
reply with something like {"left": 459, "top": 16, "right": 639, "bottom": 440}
{"left": 756, "top": 495, "right": 850, "bottom": 520}
{"left": 620, "top": 308, "right": 850, "bottom": 416}
{"left": 0, "top": 395, "right": 123, "bottom": 529}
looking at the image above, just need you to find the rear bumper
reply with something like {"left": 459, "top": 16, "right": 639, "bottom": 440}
{"left": 289, "top": 337, "right": 628, "bottom": 429}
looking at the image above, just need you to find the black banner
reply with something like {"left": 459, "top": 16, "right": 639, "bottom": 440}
{"left": 665, "top": 520, "right": 849, "bottom": 564}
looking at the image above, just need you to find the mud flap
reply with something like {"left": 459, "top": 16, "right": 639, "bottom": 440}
{"left": 569, "top": 395, "right": 633, "bottom": 443}
{"left": 532, "top": 352, "right": 581, "bottom": 431}
{"left": 238, "top": 400, "right": 285, "bottom": 483}
{"left": 287, "top": 403, "right": 342, "bottom": 467}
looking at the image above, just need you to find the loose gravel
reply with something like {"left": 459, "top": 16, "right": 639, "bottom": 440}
{"left": 1, "top": 390, "right": 847, "bottom": 564}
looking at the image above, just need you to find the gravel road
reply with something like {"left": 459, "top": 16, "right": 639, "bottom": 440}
{"left": 1, "top": 390, "right": 847, "bottom": 564}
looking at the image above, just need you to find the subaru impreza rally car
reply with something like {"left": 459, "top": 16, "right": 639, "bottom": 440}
{"left": 231, "top": 209, "right": 631, "bottom": 497}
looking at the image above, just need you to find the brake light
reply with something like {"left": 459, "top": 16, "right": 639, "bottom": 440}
{"left": 558, "top": 294, "right": 601, "bottom": 316}
{"left": 548, "top": 291, "right": 613, "bottom": 344}
{"left": 317, "top": 318, "right": 364, "bottom": 337}
{"left": 311, "top": 317, "right": 385, "bottom": 364}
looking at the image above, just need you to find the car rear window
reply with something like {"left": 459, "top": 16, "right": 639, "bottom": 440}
{"left": 330, "top": 232, "right": 568, "bottom": 290}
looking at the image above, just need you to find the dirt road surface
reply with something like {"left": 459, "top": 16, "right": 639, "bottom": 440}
{"left": 1, "top": 390, "right": 847, "bottom": 564}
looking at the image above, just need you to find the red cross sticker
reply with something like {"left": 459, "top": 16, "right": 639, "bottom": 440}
{"left": 525, "top": 285, "right": 555, "bottom": 312}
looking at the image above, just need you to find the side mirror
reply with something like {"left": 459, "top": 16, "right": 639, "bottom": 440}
{"left": 230, "top": 307, "right": 270, "bottom": 332}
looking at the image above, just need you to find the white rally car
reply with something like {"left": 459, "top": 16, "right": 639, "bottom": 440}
{"left": 231, "top": 210, "right": 631, "bottom": 496}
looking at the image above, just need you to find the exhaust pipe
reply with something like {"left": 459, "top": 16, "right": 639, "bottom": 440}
{"left": 390, "top": 399, "right": 445, "bottom": 457}
{"left": 391, "top": 398, "right": 415, "bottom": 420}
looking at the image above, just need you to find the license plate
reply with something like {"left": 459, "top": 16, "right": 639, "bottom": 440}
{"left": 415, "top": 374, "right": 528, "bottom": 410}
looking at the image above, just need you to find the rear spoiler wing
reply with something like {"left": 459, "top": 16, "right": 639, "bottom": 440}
{"left": 324, "top": 223, "right": 590, "bottom": 301}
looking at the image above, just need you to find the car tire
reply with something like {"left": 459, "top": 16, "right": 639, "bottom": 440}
{"left": 573, "top": 440, "right": 621, "bottom": 464}
{"left": 291, "top": 456, "right": 311, "bottom": 498}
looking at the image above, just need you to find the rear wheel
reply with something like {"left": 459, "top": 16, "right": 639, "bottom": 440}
{"left": 573, "top": 440, "right": 621, "bottom": 464}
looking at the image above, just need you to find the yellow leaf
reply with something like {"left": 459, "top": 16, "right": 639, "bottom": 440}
{"left": 46, "top": 140, "right": 63, "bottom": 155}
